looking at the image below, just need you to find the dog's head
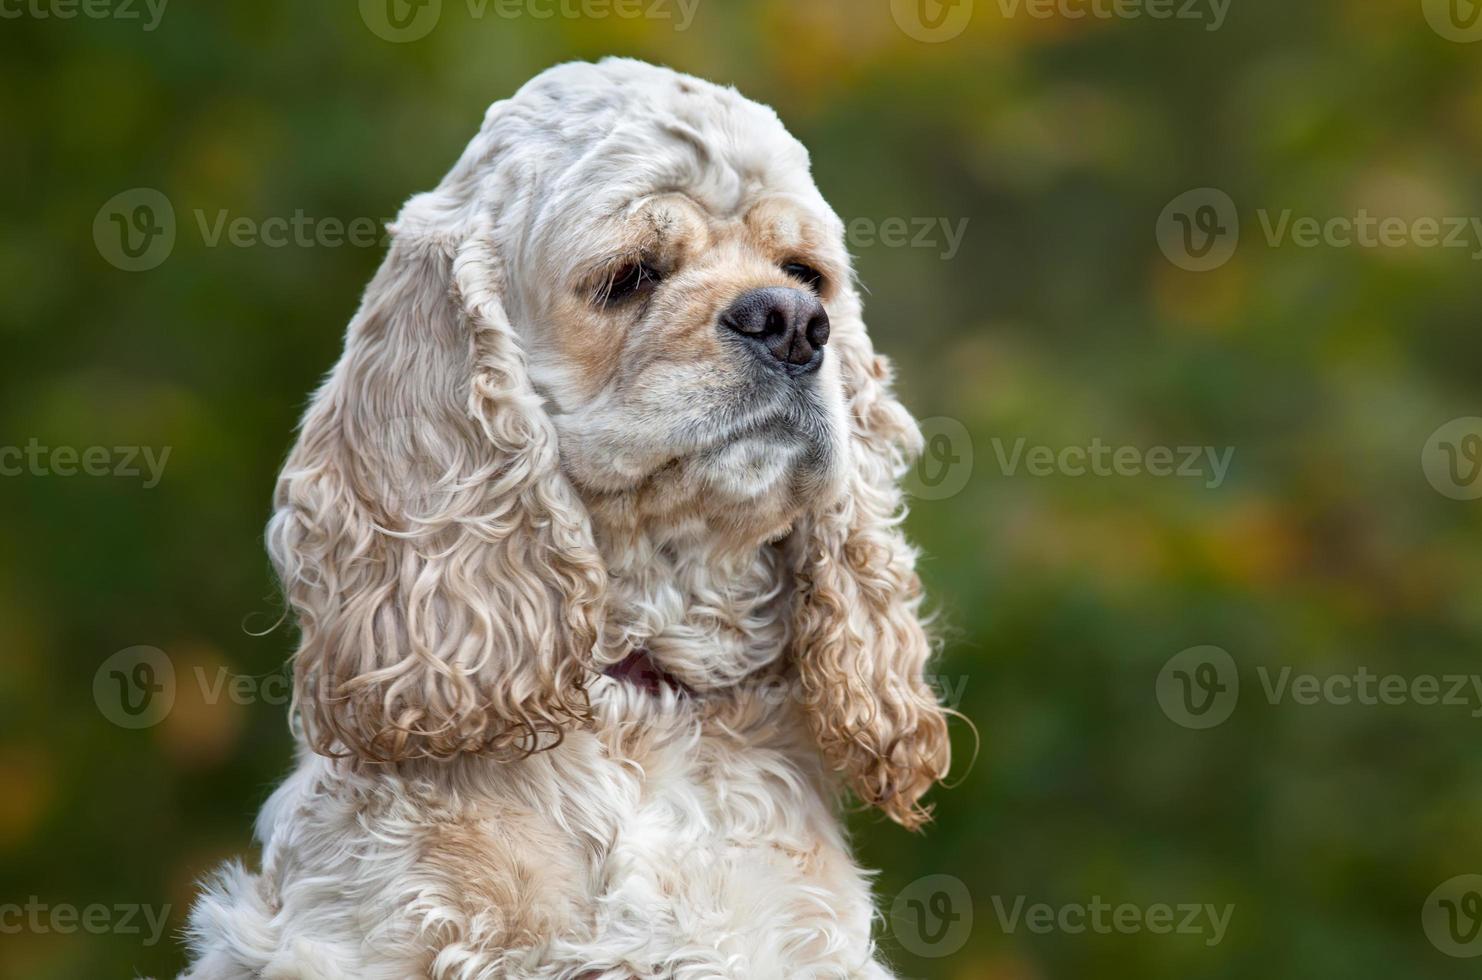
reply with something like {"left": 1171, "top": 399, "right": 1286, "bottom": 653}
{"left": 273, "top": 59, "right": 949, "bottom": 828}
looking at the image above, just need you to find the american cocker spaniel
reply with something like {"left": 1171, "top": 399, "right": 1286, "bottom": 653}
{"left": 180, "top": 58, "right": 952, "bottom": 980}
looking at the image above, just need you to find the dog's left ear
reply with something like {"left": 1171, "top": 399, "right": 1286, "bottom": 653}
{"left": 270, "top": 105, "right": 610, "bottom": 763}
{"left": 792, "top": 289, "right": 952, "bottom": 830}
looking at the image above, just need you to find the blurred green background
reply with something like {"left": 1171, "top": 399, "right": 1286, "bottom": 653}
{"left": 4, "top": 0, "right": 1482, "bottom": 977}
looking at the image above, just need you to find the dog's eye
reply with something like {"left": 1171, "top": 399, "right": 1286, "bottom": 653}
{"left": 601, "top": 261, "right": 662, "bottom": 305}
{"left": 782, "top": 262, "right": 825, "bottom": 294}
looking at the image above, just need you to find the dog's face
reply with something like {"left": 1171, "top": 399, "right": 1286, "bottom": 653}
{"left": 525, "top": 195, "right": 850, "bottom": 545}
{"left": 274, "top": 60, "right": 950, "bottom": 828}
{"left": 496, "top": 76, "right": 853, "bottom": 547}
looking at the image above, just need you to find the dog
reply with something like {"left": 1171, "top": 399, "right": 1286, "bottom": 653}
{"left": 179, "top": 58, "right": 952, "bottom": 980}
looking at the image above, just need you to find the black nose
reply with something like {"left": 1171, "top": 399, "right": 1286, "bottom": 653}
{"left": 718, "top": 287, "right": 831, "bottom": 374}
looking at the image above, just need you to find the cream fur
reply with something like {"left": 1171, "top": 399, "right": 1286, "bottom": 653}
{"left": 179, "top": 59, "right": 950, "bottom": 980}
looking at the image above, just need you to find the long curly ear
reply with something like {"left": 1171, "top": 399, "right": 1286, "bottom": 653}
{"left": 793, "top": 290, "right": 951, "bottom": 830}
{"left": 269, "top": 191, "right": 606, "bottom": 762}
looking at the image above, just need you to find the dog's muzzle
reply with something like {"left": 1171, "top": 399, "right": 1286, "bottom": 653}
{"left": 719, "top": 286, "right": 831, "bottom": 376}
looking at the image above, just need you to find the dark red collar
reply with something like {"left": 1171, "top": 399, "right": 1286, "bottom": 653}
{"left": 603, "top": 649, "right": 694, "bottom": 696}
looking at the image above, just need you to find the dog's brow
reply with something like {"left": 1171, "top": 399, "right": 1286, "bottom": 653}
{"left": 747, "top": 202, "right": 828, "bottom": 256}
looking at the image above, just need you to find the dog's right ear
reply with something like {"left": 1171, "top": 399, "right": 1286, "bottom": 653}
{"left": 269, "top": 155, "right": 608, "bottom": 762}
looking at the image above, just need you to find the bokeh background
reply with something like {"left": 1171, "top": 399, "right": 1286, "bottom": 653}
{"left": 4, "top": 0, "right": 1482, "bottom": 977}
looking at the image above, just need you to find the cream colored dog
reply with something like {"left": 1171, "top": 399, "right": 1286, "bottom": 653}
{"left": 180, "top": 58, "right": 951, "bottom": 980}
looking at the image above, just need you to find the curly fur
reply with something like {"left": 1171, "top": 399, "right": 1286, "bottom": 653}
{"left": 180, "top": 58, "right": 951, "bottom": 980}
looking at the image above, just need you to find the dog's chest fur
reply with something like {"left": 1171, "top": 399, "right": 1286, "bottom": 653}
{"left": 227, "top": 691, "right": 885, "bottom": 979}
